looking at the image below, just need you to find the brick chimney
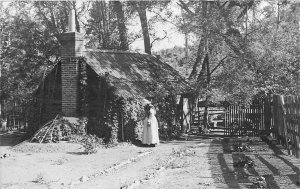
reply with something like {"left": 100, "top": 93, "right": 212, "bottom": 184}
{"left": 60, "top": 9, "right": 85, "bottom": 117}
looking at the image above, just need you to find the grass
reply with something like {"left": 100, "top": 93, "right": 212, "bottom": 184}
{"left": 32, "top": 173, "right": 45, "bottom": 184}
{"left": 172, "top": 146, "right": 196, "bottom": 157}
{"left": 159, "top": 146, "right": 196, "bottom": 169}
{"left": 52, "top": 157, "right": 68, "bottom": 165}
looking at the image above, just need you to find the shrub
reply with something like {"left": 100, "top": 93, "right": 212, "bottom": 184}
{"left": 70, "top": 134, "right": 103, "bottom": 154}
{"left": 33, "top": 172, "right": 45, "bottom": 184}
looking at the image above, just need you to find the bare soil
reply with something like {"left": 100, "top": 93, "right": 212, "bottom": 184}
{"left": 1, "top": 132, "right": 300, "bottom": 189}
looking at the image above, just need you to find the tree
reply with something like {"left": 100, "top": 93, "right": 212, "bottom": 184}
{"left": 1, "top": 1, "right": 59, "bottom": 110}
{"left": 33, "top": 1, "right": 89, "bottom": 43}
{"left": 113, "top": 1, "right": 129, "bottom": 50}
{"left": 130, "top": 1, "right": 151, "bottom": 54}
{"left": 168, "top": 0, "right": 261, "bottom": 128}
{"left": 86, "top": 1, "right": 129, "bottom": 50}
{"left": 127, "top": 1, "right": 170, "bottom": 54}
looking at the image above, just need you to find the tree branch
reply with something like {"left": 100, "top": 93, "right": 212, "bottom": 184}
{"left": 150, "top": 30, "right": 167, "bottom": 48}
{"left": 210, "top": 56, "right": 228, "bottom": 75}
{"left": 177, "top": 0, "right": 195, "bottom": 16}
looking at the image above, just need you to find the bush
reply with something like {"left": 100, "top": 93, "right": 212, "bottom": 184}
{"left": 82, "top": 135, "right": 99, "bottom": 154}
{"left": 70, "top": 134, "right": 103, "bottom": 154}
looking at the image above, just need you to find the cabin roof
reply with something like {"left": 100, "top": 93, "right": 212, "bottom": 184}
{"left": 84, "top": 50, "right": 190, "bottom": 98}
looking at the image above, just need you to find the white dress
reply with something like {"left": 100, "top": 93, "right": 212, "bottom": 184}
{"left": 142, "top": 109, "right": 159, "bottom": 145}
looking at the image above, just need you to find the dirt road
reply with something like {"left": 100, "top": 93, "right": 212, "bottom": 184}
{"left": 74, "top": 138, "right": 215, "bottom": 189}
{"left": 1, "top": 133, "right": 300, "bottom": 189}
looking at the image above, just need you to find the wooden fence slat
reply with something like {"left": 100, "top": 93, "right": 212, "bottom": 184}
{"left": 296, "top": 96, "right": 300, "bottom": 158}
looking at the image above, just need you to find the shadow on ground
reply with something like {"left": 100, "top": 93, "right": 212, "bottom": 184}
{"left": 0, "top": 131, "right": 27, "bottom": 146}
{"left": 207, "top": 136, "right": 300, "bottom": 189}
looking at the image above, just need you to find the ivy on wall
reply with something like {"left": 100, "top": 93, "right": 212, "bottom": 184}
{"left": 28, "top": 58, "right": 185, "bottom": 143}
{"left": 77, "top": 57, "right": 88, "bottom": 117}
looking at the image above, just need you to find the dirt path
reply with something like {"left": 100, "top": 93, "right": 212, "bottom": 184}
{"left": 1, "top": 134, "right": 300, "bottom": 189}
{"left": 208, "top": 137, "right": 300, "bottom": 189}
{"left": 75, "top": 136, "right": 300, "bottom": 189}
{"left": 74, "top": 137, "right": 216, "bottom": 189}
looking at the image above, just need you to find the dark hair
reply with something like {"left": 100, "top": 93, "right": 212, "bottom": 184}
{"left": 144, "top": 104, "right": 154, "bottom": 110}
{"left": 144, "top": 104, "right": 154, "bottom": 117}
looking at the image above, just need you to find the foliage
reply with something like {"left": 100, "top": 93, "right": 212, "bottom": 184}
{"left": 0, "top": 1, "right": 59, "bottom": 117}
{"left": 126, "top": 1, "right": 171, "bottom": 54}
{"left": 86, "top": 1, "right": 119, "bottom": 49}
{"left": 250, "top": 176, "right": 270, "bottom": 189}
{"left": 80, "top": 134, "right": 103, "bottom": 154}
{"left": 233, "top": 155, "right": 255, "bottom": 168}
{"left": 33, "top": 172, "right": 46, "bottom": 184}
{"left": 33, "top": 1, "right": 88, "bottom": 40}
{"left": 85, "top": 1, "right": 129, "bottom": 50}
{"left": 78, "top": 57, "right": 88, "bottom": 117}
{"left": 69, "top": 134, "right": 103, "bottom": 154}
{"left": 121, "top": 98, "right": 144, "bottom": 141}
{"left": 2, "top": 1, "right": 300, "bottom": 142}
{"left": 156, "top": 45, "right": 198, "bottom": 78}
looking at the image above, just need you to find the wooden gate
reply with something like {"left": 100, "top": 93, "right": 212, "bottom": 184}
{"left": 224, "top": 98, "right": 265, "bottom": 136}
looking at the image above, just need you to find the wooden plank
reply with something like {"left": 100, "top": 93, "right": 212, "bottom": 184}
{"left": 275, "top": 95, "right": 281, "bottom": 142}
{"left": 296, "top": 96, "right": 300, "bottom": 158}
{"left": 290, "top": 96, "right": 295, "bottom": 156}
{"left": 232, "top": 105, "right": 235, "bottom": 135}
{"left": 225, "top": 106, "right": 228, "bottom": 135}
{"left": 229, "top": 106, "right": 232, "bottom": 135}
{"left": 242, "top": 107, "right": 246, "bottom": 135}
{"left": 238, "top": 105, "right": 241, "bottom": 135}
{"left": 260, "top": 97, "right": 262, "bottom": 131}
{"left": 282, "top": 95, "right": 289, "bottom": 150}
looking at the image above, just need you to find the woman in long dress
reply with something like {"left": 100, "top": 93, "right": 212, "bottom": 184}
{"left": 142, "top": 104, "right": 159, "bottom": 147}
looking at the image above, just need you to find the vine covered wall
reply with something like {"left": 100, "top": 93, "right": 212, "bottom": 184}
{"left": 27, "top": 62, "right": 62, "bottom": 134}
{"left": 85, "top": 66, "right": 145, "bottom": 143}
{"left": 28, "top": 60, "right": 185, "bottom": 143}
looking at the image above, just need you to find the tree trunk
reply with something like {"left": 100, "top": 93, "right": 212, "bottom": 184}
{"left": 204, "top": 53, "right": 210, "bottom": 130}
{"left": 198, "top": 2, "right": 211, "bottom": 130}
{"left": 113, "top": 1, "right": 129, "bottom": 50}
{"left": 72, "top": 2, "right": 80, "bottom": 32}
{"left": 102, "top": 1, "right": 109, "bottom": 49}
{"left": 188, "top": 1, "right": 208, "bottom": 81}
{"left": 188, "top": 38, "right": 204, "bottom": 81}
{"left": 136, "top": 2, "right": 151, "bottom": 54}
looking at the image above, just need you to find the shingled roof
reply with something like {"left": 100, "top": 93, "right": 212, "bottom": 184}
{"left": 84, "top": 49, "right": 190, "bottom": 98}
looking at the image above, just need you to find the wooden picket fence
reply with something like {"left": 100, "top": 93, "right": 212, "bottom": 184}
{"left": 270, "top": 95, "right": 300, "bottom": 158}
{"left": 224, "top": 98, "right": 265, "bottom": 136}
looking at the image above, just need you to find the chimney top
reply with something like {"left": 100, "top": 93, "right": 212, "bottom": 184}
{"left": 68, "top": 9, "right": 76, "bottom": 32}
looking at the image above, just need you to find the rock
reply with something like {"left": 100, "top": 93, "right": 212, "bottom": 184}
{"left": 79, "top": 175, "right": 89, "bottom": 182}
